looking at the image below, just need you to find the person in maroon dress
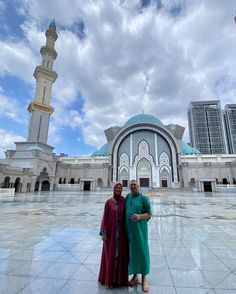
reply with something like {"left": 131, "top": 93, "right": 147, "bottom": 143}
{"left": 98, "top": 182, "right": 129, "bottom": 288}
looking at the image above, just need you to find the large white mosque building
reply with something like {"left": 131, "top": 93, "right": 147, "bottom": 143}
{"left": 0, "top": 23, "right": 236, "bottom": 193}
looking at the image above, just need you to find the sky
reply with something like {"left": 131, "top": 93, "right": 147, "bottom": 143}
{"left": 0, "top": 0, "right": 236, "bottom": 158}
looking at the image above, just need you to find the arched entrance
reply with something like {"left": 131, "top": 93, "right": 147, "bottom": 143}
{"left": 119, "top": 167, "right": 129, "bottom": 187}
{"left": 14, "top": 177, "right": 21, "bottom": 192}
{"left": 189, "top": 178, "right": 195, "bottom": 189}
{"left": 34, "top": 168, "right": 51, "bottom": 192}
{"left": 97, "top": 178, "right": 103, "bottom": 188}
{"left": 160, "top": 166, "right": 170, "bottom": 187}
{"left": 41, "top": 180, "right": 50, "bottom": 191}
{"left": 137, "top": 158, "right": 151, "bottom": 187}
{"left": 34, "top": 181, "right": 39, "bottom": 191}
{"left": 4, "top": 177, "right": 10, "bottom": 188}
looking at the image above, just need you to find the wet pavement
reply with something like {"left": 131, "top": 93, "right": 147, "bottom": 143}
{"left": 0, "top": 190, "right": 235, "bottom": 294}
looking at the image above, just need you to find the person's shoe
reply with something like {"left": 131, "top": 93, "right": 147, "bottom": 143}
{"left": 129, "top": 275, "right": 138, "bottom": 287}
{"left": 142, "top": 278, "right": 149, "bottom": 292}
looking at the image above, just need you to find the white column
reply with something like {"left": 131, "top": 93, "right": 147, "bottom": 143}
{"left": 130, "top": 134, "right": 133, "bottom": 165}
{"left": 155, "top": 133, "right": 158, "bottom": 164}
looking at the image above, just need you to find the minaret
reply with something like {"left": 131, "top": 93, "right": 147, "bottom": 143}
{"left": 27, "top": 20, "right": 58, "bottom": 144}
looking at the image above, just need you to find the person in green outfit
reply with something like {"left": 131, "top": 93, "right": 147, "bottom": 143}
{"left": 125, "top": 179, "right": 152, "bottom": 292}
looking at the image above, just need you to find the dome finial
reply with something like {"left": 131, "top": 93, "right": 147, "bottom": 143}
{"left": 49, "top": 18, "right": 56, "bottom": 31}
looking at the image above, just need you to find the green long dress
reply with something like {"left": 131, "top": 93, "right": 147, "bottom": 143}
{"left": 125, "top": 192, "right": 152, "bottom": 275}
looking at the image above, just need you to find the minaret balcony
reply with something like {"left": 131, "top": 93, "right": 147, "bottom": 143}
{"left": 33, "top": 65, "right": 58, "bottom": 82}
{"left": 40, "top": 46, "right": 57, "bottom": 59}
{"left": 27, "top": 102, "right": 54, "bottom": 115}
{"left": 45, "top": 28, "right": 58, "bottom": 41}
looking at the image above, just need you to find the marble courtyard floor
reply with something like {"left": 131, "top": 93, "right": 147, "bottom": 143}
{"left": 0, "top": 190, "right": 236, "bottom": 294}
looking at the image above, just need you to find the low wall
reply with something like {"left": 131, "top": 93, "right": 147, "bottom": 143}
{"left": 0, "top": 188, "right": 15, "bottom": 195}
{"left": 55, "top": 184, "right": 81, "bottom": 191}
{"left": 216, "top": 185, "right": 236, "bottom": 193}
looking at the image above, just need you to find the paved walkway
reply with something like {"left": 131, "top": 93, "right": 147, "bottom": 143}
{"left": 0, "top": 190, "right": 235, "bottom": 293}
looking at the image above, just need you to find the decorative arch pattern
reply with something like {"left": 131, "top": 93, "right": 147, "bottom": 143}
{"left": 134, "top": 140, "right": 155, "bottom": 166}
{"left": 120, "top": 152, "right": 129, "bottom": 166}
{"left": 160, "top": 152, "right": 169, "bottom": 166}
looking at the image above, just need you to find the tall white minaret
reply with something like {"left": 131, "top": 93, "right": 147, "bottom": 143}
{"left": 27, "top": 20, "right": 58, "bottom": 144}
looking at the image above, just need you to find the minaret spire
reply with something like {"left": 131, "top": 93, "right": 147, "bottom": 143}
{"left": 27, "top": 20, "right": 58, "bottom": 144}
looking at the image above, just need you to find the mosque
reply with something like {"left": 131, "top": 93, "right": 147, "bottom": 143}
{"left": 1, "top": 22, "right": 236, "bottom": 193}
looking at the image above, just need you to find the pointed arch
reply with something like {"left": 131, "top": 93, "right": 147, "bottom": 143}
{"left": 119, "top": 166, "right": 129, "bottom": 187}
{"left": 137, "top": 158, "right": 152, "bottom": 187}
{"left": 160, "top": 165, "right": 170, "bottom": 187}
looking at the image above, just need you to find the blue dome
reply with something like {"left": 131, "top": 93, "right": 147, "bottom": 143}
{"left": 27, "top": 145, "right": 44, "bottom": 151}
{"left": 123, "top": 114, "right": 163, "bottom": 128}
{"left": 92, "top": 143, "right": 108, "bottom": 156}
{"left": 182, "top": 142, "right": 200, "bottom": 155}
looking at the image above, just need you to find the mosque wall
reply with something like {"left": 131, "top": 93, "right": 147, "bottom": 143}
{"left": 181, "top": 156, "right": 236, "bottom": 191}
{"left": 55, "top": 162, "right": 110, "bottom": 189}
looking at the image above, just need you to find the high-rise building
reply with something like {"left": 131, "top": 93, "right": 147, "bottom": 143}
{"left": 224, "top": 104, "right": 236, "bottom": 154}
{"left": 188, "top": 100, "right": 226, "bottom": 154}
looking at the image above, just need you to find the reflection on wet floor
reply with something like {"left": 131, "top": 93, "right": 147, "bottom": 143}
{"left": 0, "top": 190, "right": 235, "bottom": 293}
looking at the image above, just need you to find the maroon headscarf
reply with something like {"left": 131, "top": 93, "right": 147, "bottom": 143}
{"left": 113, "top": 182, "right": 123, "bottom": 201}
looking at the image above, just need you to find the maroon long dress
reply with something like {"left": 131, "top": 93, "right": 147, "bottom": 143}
{"left": 98, "top": 196, "right": 129, "bottom": 287}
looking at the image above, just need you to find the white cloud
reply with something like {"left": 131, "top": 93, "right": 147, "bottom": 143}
{"left": 0, "top": 40, "right": 37, "bottom": 83}
{"left": 0, "top": 0, "right": 6, "bottom": 14}
{"left": 0, "top": 129, "right": 25, "bottom": 158}
{"left": 0, "top": 93, "right": 26, "bottom": 123}
{"left": 1, "top": 0, "right": 236, "bottom": 153}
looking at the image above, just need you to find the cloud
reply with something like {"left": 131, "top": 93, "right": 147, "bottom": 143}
{"left": 0, "top": 93, "right": 25, "bottom": 123}
{"left": 0, "top": 129, "right": 25, "bottom": 158}
{"left": 1, "top": 0, "right": 236, "bottom": 154}
{"left": 0, "top": 0, "right": 6, "bottom": 14}
{"left": 0, "top": 40, "right": 37, "bottom": 83}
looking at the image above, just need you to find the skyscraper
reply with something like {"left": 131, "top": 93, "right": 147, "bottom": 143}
{"left": 224, "top": 104, "right": 236, "bottom": 154}
{"left": 188, "top": 100, "right": 226, "bottom": 154}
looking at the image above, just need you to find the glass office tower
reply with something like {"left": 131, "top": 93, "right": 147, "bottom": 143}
{"left": 224, "top": 104, "right": 236, "bottom": 154}
{"left": 188, "top": 100, "right": 226, "bottom": 154}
